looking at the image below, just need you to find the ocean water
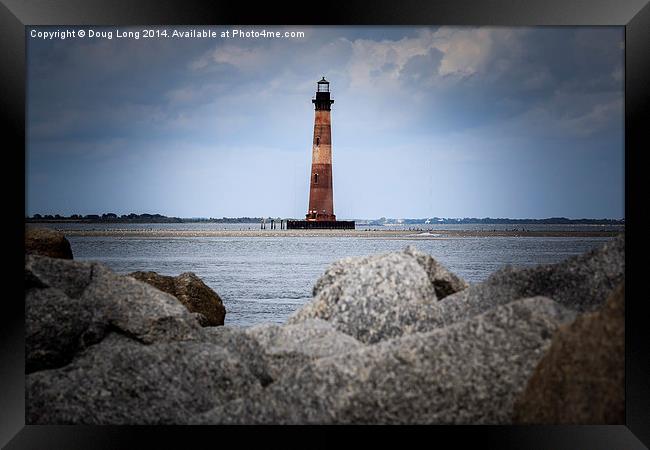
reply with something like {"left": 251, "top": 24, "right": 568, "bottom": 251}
{"left": 56, "top": 224, "right": 619, "bottom": 327}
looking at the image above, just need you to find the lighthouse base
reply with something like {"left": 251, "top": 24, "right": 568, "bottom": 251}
{"left": 286, "top": 220, "right": 355, "bottom": 230}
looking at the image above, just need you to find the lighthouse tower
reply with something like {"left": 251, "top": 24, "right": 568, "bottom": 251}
{"left": 287, "top": 77, "right": 353, "bottom": 230}
{"left": 306, "top": 77, "right": 336, "bottom": 221}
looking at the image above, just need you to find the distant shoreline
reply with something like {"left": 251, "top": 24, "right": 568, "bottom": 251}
{"left": 25, "top": 215, "right": 624, "bottom": 226}
{"left": 46, "top": 228, "right": 623, "bottom": 239}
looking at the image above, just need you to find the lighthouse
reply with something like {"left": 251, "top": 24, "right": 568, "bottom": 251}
{"left": 287, "top": 77, "right": 354, "bottom": 230}
{"left": 307, "top": 77, "right": 336, "bottom": 221}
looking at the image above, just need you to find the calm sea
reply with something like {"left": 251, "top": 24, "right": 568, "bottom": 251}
{"left": 41, "top": 223, "right": 622, "bottom": 327}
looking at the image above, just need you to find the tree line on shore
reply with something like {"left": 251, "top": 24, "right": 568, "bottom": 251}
{"left": 26, "top": 213, "right": 267, "bottom": 223}
{"left": 25, "top": 213, "right": 624, "bottom": 225}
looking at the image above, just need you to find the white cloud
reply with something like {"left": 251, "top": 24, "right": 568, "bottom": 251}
{"left": 345, "top": 32, "right": 430, "bottom": 89}
{"left": 339, "top": 27, "right": 527, "bottom": 90}
{"left": 191, "top": 45, "right": 266, "bottom": 71}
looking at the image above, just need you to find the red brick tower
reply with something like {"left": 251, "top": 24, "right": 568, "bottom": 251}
{"left": 306, "top": 77, "right": 336, "bottom": 221}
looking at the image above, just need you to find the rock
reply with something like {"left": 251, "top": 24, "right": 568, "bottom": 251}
{"left": 25, "top": 256, "right": 261, "bottom": 424}
{"left": 512, "top": 283, "right": 625, "bottom": 424}
{"left": 25, "top": 253, "right": 92, "bottom": 298}
{"left": 193, "top": 312, "right": 211, "bottom": 327}
{"left": 27, "top": 333, "right": 262, "bottom": 424}
{"left": 202, "top": 326, "right": 274, "bottom": 387}
{"left": 129, "top": 271, "right": 226, "bottom": 326}
{"left": 435, "top": 235, "right": 624, "bottom": 328}
{"left": 403, "top": 245, "right": 469, "bottom": 299}
{"left": 25, "top": 227, "right": 73, "bottom": 259}
{"left": 288, "top": 247, "right": 466, "bottom": 344}
{"left": 25, "top": 286, "right": 94, "bottom": 374}
{"left": 192, "top": 297, "right": 575, "bottom": 424}
{"left": 25, "top": 255, "right": 201, "bottom": 373}
{"left": 245, "top": 319, "right": 364, "bottom": 380}
{"left": 201, "top": 320, "right": 365, "bottom": 386}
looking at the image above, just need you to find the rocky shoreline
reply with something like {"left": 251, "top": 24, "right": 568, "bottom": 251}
{"left": 24, "top": 227, "right": 625, "bottom": 424}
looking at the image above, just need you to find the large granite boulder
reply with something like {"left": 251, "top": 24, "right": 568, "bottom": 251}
{"left": 403, "top": 245, "right": 469, "bottom": 298}
{"left": 129, "top": 271, "right": 226, "bottom": 326}
{"left": 288, "top": 246, "right": 467, "bottom": 344}
{"left": 25, "top": 255, "right": 201, "bottom": 373}
{"left": 27, "top": 333, "right": 262, "bottom": 424}
{"left": 513, "top": 283, "right": 625, "bottom": 424}
{"left": 25, "top": 227, "right": 73, "bottom": 259}
{"left": 202, "top": 326, "right": 274, "bottom": 387}
{"left": 200, "top": 320, "right": 365, "bottom": 385}
{"left": 193, "top": 297, "right": 575, "bottom": 424}
{"left": 25, "top": 257, "right": 262, "bottom": 424}
{"left": 245, "top": 319, "right": 365, "bottom": 380}
{"left": 434, "top": 235, "right": 624, "bottom": 328}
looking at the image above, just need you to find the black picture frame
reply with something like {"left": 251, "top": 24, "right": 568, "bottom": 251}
{"left": 1, "top": 0, "right": 647, "bottom": 447}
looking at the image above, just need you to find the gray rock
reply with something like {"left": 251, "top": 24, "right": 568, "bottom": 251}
{"left": 25, "top": 255, "right": 201, "bottom": 373}
{"left": 25, "top": 226, "right": 73, "bottom": 259}
{"left": 434, "top": 235, "right": 625, "bottom": 327}
{"left": 81, "top": 264, "right": 201, "bottom": 343}
{"left": 193, "top": 297, "right": 575, "bottom": 424}
{"left": 129, "top": 271, "right": 226, "bottom": 326}
{"left": 25, "top": 256, "right": 264, "bottom": 424}
{"left": 25, "top": 287, "right": 94, "bottom": 374}
{"left": 25, "top": 254, "right": 93, "bottom": 298}
{"left": 202, "top": 326, "right": 274, "bottom": 387}
{"left": 27, "top": 333, "right": 262, "bottom": 424}
{"left": 403, "top": 245, "right": 468, "bottom": 298}
{"left": 199, "top": 320, "right": 365, "bottom": 385}
{"left": 245, "top": 319, "right": 364, "bottom": 379}
{"left": 289, "top": 247, "right": 466, "bottom": 344}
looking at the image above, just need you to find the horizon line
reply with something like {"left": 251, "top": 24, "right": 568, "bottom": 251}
{"left": 24, "top": 213, "right": 625, "bottom": 221}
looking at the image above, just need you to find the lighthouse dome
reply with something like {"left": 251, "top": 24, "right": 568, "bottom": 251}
{"left": 317, "top": 77, "right": 329, "bottom": 92}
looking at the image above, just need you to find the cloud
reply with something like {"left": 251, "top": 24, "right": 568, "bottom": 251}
{"left": 192, "top": 44, "right": 264, "bottom": 70}
{"left": 29, "top": 26, "right": 624, "bottom": 142}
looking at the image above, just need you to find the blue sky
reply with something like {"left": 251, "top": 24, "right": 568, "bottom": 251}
{"left": 26, "top": 26, "right": 624, "bottom": 219}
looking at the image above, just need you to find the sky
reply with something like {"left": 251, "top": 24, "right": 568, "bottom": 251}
{"left": 26, "top": 26, "right": 625, "bottom": 219}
